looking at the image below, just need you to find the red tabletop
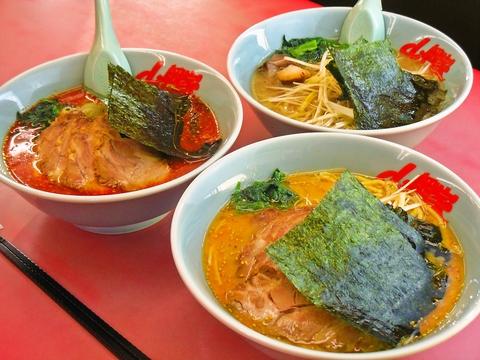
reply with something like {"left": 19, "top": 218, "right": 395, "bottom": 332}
{"left": 0, "top": 1, "right": 479, "bottom": 359}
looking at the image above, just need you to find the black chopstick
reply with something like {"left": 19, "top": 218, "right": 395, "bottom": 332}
{"left": 0, "top": 236, "right": 150, "bottom": 360}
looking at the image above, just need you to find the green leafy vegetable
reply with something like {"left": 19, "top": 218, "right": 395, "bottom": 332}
{"left": 330, "top": 39, "right": 445, "bottom": 129}
{"left": 107, "top": 64, "right": 219, "bottom": 160}
{"left": 17, "top": 99, "right": 64, "bottom": 128}
{"left": 230, "top": 169, "right": 298, "bottom": 212}
{"left": 288, "top": 39, "right": 318, "bottom": 58}
{"left": 278, "top": 36, "right": 345, "bottom": 63}
{"left": 267, "top": 171, "right": 436, "bottom": 344}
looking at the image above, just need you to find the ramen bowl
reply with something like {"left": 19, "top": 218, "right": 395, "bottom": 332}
{"left": 0, "top": 49, "right": 242, "bottom": 234}
{"left": 227, "top": 7, "right": 473, "bottom": 147}
{"left": 171, "top": 133, "right": 480, "bottom": 359}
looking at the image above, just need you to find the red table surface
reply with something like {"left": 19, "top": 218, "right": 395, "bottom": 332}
{"left": 0, "top": 1, "right": 479, "bottom": 359}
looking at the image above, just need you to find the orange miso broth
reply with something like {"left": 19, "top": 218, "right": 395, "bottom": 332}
{"left": 2, "top": 86, "right": 220, "bottom": 195}
{"left": 203, "top": 170, "right": 464, "bottom": 352}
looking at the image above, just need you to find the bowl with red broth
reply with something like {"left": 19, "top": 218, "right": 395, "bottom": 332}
{"left": 227, "top": 7, "right": 473, "bottom": 147}
{"left": 0, "top": 49, "right": 242, "bottom": 234}
{"left": 171, "top": 133, "right": 480, "bottom": 359}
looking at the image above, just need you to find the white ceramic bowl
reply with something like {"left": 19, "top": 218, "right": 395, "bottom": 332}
{"left": 0, "top": 49, "right": 242, "bottom": 234}
{"left": 171, "top": 133, "right": 480, "bottom": 359}
{"left": 227, "top": 7, "right": 473, "bottom": 147}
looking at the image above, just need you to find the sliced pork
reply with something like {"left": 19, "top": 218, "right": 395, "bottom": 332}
{"left": 227, "top": 206, "right": 383, "bottom": 351}
{"left": 36, "top": 109, "right": 170, "bottom": 192}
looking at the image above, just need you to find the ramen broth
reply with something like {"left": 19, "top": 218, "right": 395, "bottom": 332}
{"left": 203, "top": 171, "right": 464, "bottom": 352}
{"left": 251, "top": 50, "right": 445, "bottom": 130}
{"left": 2, "top": 86, "right": 219, "bottom": 195}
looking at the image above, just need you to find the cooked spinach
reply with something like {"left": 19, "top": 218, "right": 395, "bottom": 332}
{"left": 17, "top": 99, "right": 64, "bottom": 128}
{"left": 107, "top": 64, "right": 219, "bottom": 160}
{"left": 330, "top": 39, "right": 445, "bottom": 129}
{"left": 267, "top": 171, "right": 436, "bottom": 345}
{"left": 230, "top": 169, "right": 298, "bottom": 212}
{"left": 278, "top": 36, "right": 344, "bottom": 63}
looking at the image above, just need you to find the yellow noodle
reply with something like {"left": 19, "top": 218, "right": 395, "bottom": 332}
{"left": 252, "top": 51, "right": 434, "bottom": 129}
{"left": 204, "top": 170, "right": 464, "bottom": 352}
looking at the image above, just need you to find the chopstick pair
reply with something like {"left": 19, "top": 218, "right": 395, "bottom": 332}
{"left": 0, "top": 236, "right": 150, "bottom": 360}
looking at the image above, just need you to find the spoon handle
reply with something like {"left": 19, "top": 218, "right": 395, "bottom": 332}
{"left": 339, "top": 0, "right": 385, "bottom": 44}
{"left": 84, "top": 0, "right": 131, "bottom": 97}
{"left": 94, "top": 0, "right": 121, "bottom": 49}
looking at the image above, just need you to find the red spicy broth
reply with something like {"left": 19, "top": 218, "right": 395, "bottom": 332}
{"left": 2, "top": 87, "right": 220, "bottom": 195}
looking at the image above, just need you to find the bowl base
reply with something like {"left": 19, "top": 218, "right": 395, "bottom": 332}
{"left": 75, "top": 212, "right": 170, "bottom": 234}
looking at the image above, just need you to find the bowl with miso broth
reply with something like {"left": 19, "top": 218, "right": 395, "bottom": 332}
{"left": 171, "top": 133, "right": 480, "bottom": 359}
{"left": 0, "top": 49, "right": 242, "bottom": 234}
{"left": 227, "top": 7, "right": 473, "bottom": 147}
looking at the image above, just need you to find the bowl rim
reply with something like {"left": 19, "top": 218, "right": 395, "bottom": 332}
{"left": 171, "top": 132, "right": 480, "bottom": 360}
{"left": 227, "top": 6, "right": 474, "bottom": 136}
{"left": 0, "top": 48, "right": 243, "bottom": 204}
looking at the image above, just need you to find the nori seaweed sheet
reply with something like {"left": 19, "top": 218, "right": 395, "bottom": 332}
{"left": 267, "top": 171, "right": 435, "bottom": 344}
{"left": 107, "top": 64, "right": 219, "bottom": 160}
{"left": 388, "top": 205, "right": 450, "bottom": 300}
{"left": 388, "top": 205, "right": 443, "bottom": 245}
{"left": 330, "top": 40, "right": 445, "bottom": 129}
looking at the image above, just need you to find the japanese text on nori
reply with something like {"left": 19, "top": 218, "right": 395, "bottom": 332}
{"left": 266, "top": 171, "right": 435, "bottom": 344}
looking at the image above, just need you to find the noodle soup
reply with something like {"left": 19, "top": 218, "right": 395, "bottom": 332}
{"left": 203, "top": 170, "right": 464, "bottom": 352}
{"left": 251, "top": 39, "right": 447, "bottom": 130}
{"left": 2, "top": 64, "right": 221, "bottom": 196}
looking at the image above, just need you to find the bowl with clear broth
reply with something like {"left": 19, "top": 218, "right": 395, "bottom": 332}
{"left": 227, "top": 7, "right": 473, "bottom": 147}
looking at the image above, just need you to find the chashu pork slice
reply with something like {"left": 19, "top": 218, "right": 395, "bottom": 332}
{"left": 36, "top": 109, "right": 170, "bottom": 193}
{"left": 227, "top": 207, "right": 385, "bottom": 351}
